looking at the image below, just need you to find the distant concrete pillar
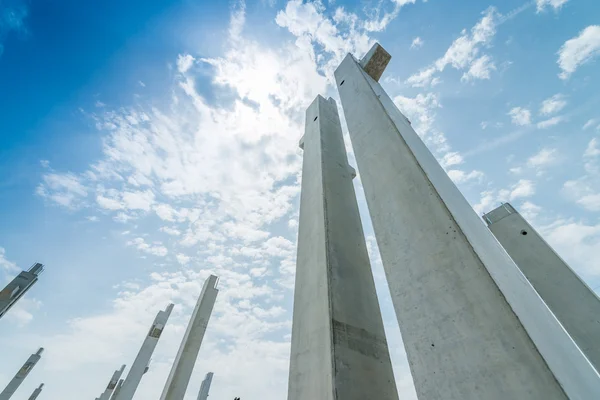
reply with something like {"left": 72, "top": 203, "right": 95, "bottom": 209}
{"left": 27, "top": 384, "right": 44, "bottom": 400}
{"left": 0, "top": 348, "right": 44, "bottom": 400}
{"left": 99, "top": 365, "right": 125, "bottom": 400}
{"left": 0, "top": 263, "right": 44, "bottom": 320}
{"left": 115, "top": 304, "right": 174, "bottom": 400}
{"left": 110, "top": 380, "right": 124, "bottom": 400}
{"left": 484, "top": 203, "right": 600, "bottom": 372}
{"left": 159, "top": 275, "right": 219, "bottom": 400}
{"left": 335, "top": 43, "right": 600, "bottom": 399}
{"left": 196, "top": 372, "right": 213, "bottom": 400}
{"left": 287, "top": 95, "right": 398, "bottom": 400}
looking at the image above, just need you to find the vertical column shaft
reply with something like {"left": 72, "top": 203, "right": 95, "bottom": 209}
{"left": 160, "top": 275, "right": 218, "bottom": 400}
{"left": 116, "top": 304, "right": 174, "bottom": 400}
{"left": 27, "top": 384, "right": 44, "bottom": 400}
{"left": 287, "top": 95, "right": 398, "bottom": 400}
{"left": 484, "top": 203, "right": 600, "bottom": 372}
{"left": 335, "top": 45, "right": 599, "bottom": 399}
{"left": 0, "top": 348, "right": 43, "bottom": 400}
{"left": 196, "top": 372, "right": 213, "bottom": 400}
{"left": 99, "top": 365, "right": 125, "bottom": 400}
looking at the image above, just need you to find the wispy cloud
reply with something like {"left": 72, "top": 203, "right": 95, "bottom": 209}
{"left": 558, "top": 25, "right": 600, "bottom": 79}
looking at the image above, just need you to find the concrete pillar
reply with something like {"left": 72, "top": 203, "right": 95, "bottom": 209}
{"left": 159, "top": 275, "right": 219, "bottom": 400}
{"left": 99, "top": 365, "right": 125, "bottom": 400}
{"left": 27, "top": 384, "right": 43, "bottom": 400}
{"left": 335, "top": 43, "right": 600, "bottom": 399}
{"left": 484, "top": 203, "right": 600, "bottom": 372}
{"left": 115, "top": 303, "right": 174, "bottom": 400}
{"left": 196, "top": 372, "right": 213, "bottom": 400}
{"left": 110, "top": 380, "right": 124, "bottom": 400}
{"left": 287, "top": 95, "right": 398, "bottom": 400}
{"left": 0, "top": 348, "right": 43, "bottom": 400}
{"left": 0, "top": 263, "right": 44, "bottom": 320}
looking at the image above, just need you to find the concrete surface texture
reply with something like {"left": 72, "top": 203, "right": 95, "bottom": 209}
{"left": 335, "top": 42, "right": 600, "bottom": 399}
{"left": 287, "top": 95, "right": 398, "bottom": 400}
{"left": 159, "top": 275, "right": 219, "bottom": 400}
{"left": 0, "top": 348, "right": 44, "bottom": 400}
{"left": 484, "top": 203, "right": 600, "bottom": 373}
{"left": 0, "top": 263, "right": 43, "bottom": 320}
{"left": 99, "top": 365, "right": 125, "bottom": 400}
{"left": 196, "top": 372, "right": 213, "bottom": 400}
{"left": 27, "top": 384, "right": 43, "bottom": 400}
{"left": 115, "top": 303, "right": 175, "bottom": 400}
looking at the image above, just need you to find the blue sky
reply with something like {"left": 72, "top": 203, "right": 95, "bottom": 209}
{"left": 1, "top": 0, "right": 600, "bottom": 398}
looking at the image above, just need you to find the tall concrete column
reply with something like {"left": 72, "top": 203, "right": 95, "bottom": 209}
{"left": 0, "top": 348, "right": 43, "bottom": 400}
{"left": 287, "top": 95, "right": 398, "bottom": 400}
{"left": 0, "top": 263, "right": 44, "bottom": 320}
{"left": 160, "top": 275, "right": 219, "bottom": 400}
{"left": 116, "top": 303, "right": 174, "bottom": 400}
{"left": 484, "top": 203, "right": 600, "bottom": 372}
{"left": 335, "top": 43, "right": 600, "bottom": 399}
{"left": 196, "top": 372, "right": 213, "bottom": 400}
{"left": 27, "top": 384, "right": 43, "bottom": 400}
{"left": 99, "top": 365, "right": 125, "bottom": 400}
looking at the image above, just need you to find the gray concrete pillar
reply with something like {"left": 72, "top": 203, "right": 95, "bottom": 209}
{"left": 196, "top": 372, "right": 213, "bottom": 400}
{"left": 99, "top": 365, "right": 125, "bottom": 400}
{"left": 27, "top": 384, "right": 43, "bottom": 400}
{"left": 160, "top": 275, "right": 218, "bottom": 400}
{"left": 287, "top": 95, "right": 398, "bottom": 400}
{"left": 0, "top": 348, "right": 43, "bottom": 400}
{"left": 484, "top": 203, "right": 600, "bottom": 372}
{"left": 335, "top": 43, "right": 599, "bottom": 399}
{"left": 116, "top": 303, "right": 174, "bottom": 400}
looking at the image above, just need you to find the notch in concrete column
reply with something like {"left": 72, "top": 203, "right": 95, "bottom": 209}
{"left": 358, "top": 43, "right": 391, "bottom": 82}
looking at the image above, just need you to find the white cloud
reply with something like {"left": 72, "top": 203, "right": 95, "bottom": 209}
{"left": 527, "top": 148, "right": 558, "bottom": 168}
{"left": 126, "top": 237, "right": 168, "bottom": 257}
{"left": 176, "top": 54, "right": 195, "bottom": 73}
{"left": 440, "top": 152, "right": 464, "bottom": 168}
{"left": 509, "top": 167, "right": 523, "bottom": 174}
{"left": 583, "top": 119, "right": 597, "bottom": 130}
{"left": 537, "top": 116, "right": 564, "bottom": 129}
{"left": 407, "top": 8, "right": 498, "bottom": 87}
{"left": 577, "top": 194, "right": 600, "bottom": 212}
{"left": 160, "top": 226, "right": 181, "bottom": 236}
{"left": 474, "top": 180, "right": 535, "bottom": 215}
{"left": 508, "top": 179, "right": 535, "bottom": 199}
{"left": 508, "top": 107, "right": 532, "bottom": 126}
{"left": 122, "top": 190, "right": 154, "bottom": 211}
{"left": 447, "top": 169, "right": 484, "bottom": 184}
{"left": 558, "top": 25, "right": 600, "bottom": 79}
{"left": 520, "top": 201, "right": 542, "bottom": 220}
{"left": 540, "top": 94, "right": 567, "bottom": 115}
{"left": 175, "top": 253, "right": 190, "bottom": 265}
{"left": 410, "top": 36, "right": 423, "bottom": 49}
{"left": 585, "top": 138, "right": 600, "bottom": 158}
{"left": 36, "top": 173, "right": 88, "bottom": 208}
{"left": 539, "top": 219, "right": 600, "bottom": 277}
{"left": 0, "top": 247, "right": 18, "bottom": 273}
{"left": 461, "top": 54, "right": 496, "bottom": 81}
{"left": 536, "top": 0, "right": 569, "bottom": 13}
{"left": 96, "top": 194, "right": 123, "bottom": 210}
